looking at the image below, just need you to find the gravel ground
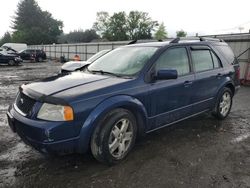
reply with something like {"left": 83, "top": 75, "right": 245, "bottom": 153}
{"left": 0, "top": 62, "right": 250, "bottom": 188}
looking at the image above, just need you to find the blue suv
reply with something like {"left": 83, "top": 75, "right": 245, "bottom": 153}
{"left": 7, "top": 37, "right": 240, "bottom": 164}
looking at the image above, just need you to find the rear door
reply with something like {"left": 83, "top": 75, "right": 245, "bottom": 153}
{"left": 189, "top": 45, "right": 224, "bottom": 113}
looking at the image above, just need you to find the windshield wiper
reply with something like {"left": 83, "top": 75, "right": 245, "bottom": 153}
{"left": 88, "top": 69, "right": 130, "bottom": 78}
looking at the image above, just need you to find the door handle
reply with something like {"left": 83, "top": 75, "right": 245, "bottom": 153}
{"left": 184, "top": 80, "right": 193, "bottom": 87}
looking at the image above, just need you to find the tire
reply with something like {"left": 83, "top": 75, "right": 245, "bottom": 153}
{"left": 8, "top": 60, "right": 15, "bottom": 66}
{"left": 91, "top": 108, "right": 137, "bottom": 165}
{"left": 37, "top": 57, "right": 43, "bottom": 62}
{"left": 213, "top": 87, "right": 233, "bottom": 120}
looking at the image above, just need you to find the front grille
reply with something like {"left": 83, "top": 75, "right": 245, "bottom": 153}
{"left": 15, "top": 92, "right": 36, "bottom": 115}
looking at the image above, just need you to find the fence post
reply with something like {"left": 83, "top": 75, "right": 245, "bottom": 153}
{"left": 54, "top": 45, "right": 56, "bottom": 60}
{"left": 60, "top": 45, "right": 62, "bottom": 57}
{"left": 49, "top": 46, "right": 51, "bottom": 60}
{"left": 68, "top": 45, "right": 69, "bottom": 61}
{"left": 85, "top": 44, "right": 87, "bottom": 60}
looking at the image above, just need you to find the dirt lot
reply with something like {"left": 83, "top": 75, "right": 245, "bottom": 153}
{"left": 0, "top": 62, "right": 250, "bottom": 188}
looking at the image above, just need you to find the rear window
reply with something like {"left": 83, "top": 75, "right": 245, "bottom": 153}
{"left": 215, "top": 45, "right": 235, "bottom": 64}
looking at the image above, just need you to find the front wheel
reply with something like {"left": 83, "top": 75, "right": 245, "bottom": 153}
{"left": 213, "top": 88, "right": 233, "bottom": 120}
{"left": 91, "top": 108, "right": 137, "bottom": 165}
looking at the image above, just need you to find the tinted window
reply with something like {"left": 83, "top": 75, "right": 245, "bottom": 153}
{"left": 211, "top": 52, "right": 220, "bottom": 68}
{"left": 191, "top": 50, "right": 213, "bottom": 72}
{"left": 155, "top": 47, "right": 190, "bottom": 76}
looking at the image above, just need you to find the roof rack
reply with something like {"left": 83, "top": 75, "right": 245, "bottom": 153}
{"left": 170, "top": 37, "right": 224, "bottom": 44}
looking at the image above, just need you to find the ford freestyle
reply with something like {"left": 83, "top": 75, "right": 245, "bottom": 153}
{"left": 7, "top": 37, "right": 240, "bottom": 164}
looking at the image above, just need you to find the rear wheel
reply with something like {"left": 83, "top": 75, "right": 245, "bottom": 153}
{"left": 213, "top": 88, "right": 233, "bottom": 120}
{"left": 91, "top": 108, "right": 137, "bottom": 165}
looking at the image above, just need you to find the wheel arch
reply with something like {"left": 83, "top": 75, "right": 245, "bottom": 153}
{"left": 224, "top": 82, "right": 235, "bottom": 96}
{"left": 213, "top": 81, "right": 235, "bottom": 113}
{"left": 77, "top": 95, "right": 148, "bottom": 153}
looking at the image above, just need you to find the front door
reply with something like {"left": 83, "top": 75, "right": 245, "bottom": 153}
{"left": 148, "top": 47, "right": 194, "bottom": 131}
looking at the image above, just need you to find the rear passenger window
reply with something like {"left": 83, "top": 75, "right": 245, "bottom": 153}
{"left": 155, "top": 47, "right": 190, "bottom": 76}
{"left": 191, "top": 50, "right": 213, "bottom": 72}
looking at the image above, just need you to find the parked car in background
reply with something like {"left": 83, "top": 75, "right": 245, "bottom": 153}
{"left": 19, "top": 49, "right": 46, "bottom": 62}
{"left": 1, "top": 43, "right": 27, "bottom": 52}
{"left": 0, "top": 48, "right": 22, "bottom": 65}
{"left": 60, "top": 49, "right": 111, "bottom": 73}
{"left": 7, "top": 37, "right": 240, "bottom": 164}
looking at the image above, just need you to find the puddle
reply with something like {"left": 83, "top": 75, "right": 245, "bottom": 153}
{"left": 231, "top": 133, "right": 250, "bottom": 143}
{"left": 0, "top": 104, "right": 9, "bottom": 111}
{"left": 0, "top": 143, "right": 30, "bottom": 161}
{"left": 0, "top": 76, "right": 19, "bottom": 79}
{"left": 0, "top": 167, "right": 17, "bottom": 186}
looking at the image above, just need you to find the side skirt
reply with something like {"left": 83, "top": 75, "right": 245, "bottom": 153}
{"left": 146, "top": 109, "right": 210, "bottom": 133}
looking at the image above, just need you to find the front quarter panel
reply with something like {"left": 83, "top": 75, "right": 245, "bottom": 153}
{"left": 77, "top": 95, "right": 148, "bottom": 153}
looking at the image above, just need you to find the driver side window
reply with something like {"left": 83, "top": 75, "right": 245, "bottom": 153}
{"left": 155, "top": 47, "right": 190, "bottom": 76}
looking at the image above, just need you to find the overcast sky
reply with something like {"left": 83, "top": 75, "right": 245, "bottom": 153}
{"left": 1, "top": 0, "right": 250, "bottom": 38}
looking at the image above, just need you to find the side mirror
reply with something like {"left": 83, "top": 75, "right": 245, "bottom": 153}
{"left": 156, "top": 69, "right": 178, "bottom": 80}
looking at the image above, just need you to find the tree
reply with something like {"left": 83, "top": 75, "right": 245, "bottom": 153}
{"left": 93, "top": 12, "right": 110, "bottom": 38}
{"left": 12, "top": 0, "right": 63, "bottom": 44}
{"left": 58, "top": 29, "right": 99, "bottom": 43}
{"left": 107, "top": 12, "right": 128, "bottom": 41}
{"left": 127, "top": 11, "right": 158, "bottom": 40}
{"left": 154, "top": 23, "right": 167, "bottom": 41}
{"left": 93, "top": 11, "right": 158, "bottom": 41}
{"left": 176, "top": 29, "right": 187, "bottom": 37}
{"left": 0, "top": 32, "right": 12, "bottom": 46}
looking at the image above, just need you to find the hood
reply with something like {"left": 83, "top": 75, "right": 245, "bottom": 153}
{"left": 0, "top": 50, "right": 18, "bottom": 56}
{"left": 61, "top": 61, "right": 91, "bottom": 72}
{"left": 22, "top": 72, "right": 129, "bottom": 99}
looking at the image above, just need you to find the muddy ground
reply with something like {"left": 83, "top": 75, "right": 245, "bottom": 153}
{"left": 0, "top": 62, "right": 250, "bottom": 188}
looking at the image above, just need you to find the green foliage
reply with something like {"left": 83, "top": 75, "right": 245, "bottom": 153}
{"left": 108, "top": 12, "right": 128, "bottom": 41}
{"left": 176, "top": 29, "right": 187, "bottom": 37}
{"left": 12, "top": 0, "right": 63, "bottom": 45}
{"left": 93, "top": 12, "right": 110, "bottom": 38}
{"left": 127, "top": 11, "right": 158, "bottom": 40}
{"left": 0, "top": 32, "right": 12, "bottom": 46}
{"left": 58, "top": 29, "right": 99, "bottom": 43}
{"left": 154, "top": 23, "right": 168, "bottom": 41}
{"left": 93, "top": 11, "right": 158, "bottom": 41}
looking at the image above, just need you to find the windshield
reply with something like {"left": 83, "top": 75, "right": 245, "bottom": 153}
{"left": 88, "top": 47, "right": 158, "bottom": 76}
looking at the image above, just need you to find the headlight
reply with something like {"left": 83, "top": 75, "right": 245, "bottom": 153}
{"left": 37, "top": 103, "right": 74, "bottom": 121}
